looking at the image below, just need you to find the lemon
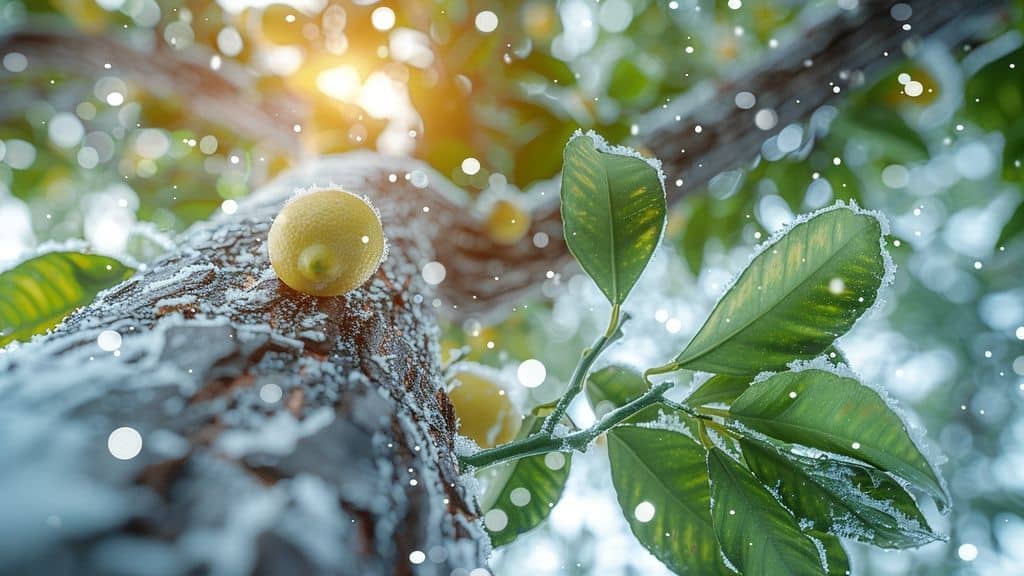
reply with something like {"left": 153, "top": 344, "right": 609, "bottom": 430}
{"left": 448, "top": 370, "right": 522, "bottom": 448}
{"left": 486, "top": 200, "right": 531, "bottom": 246}
{"left": 268, "top": 188, "right": 386, "bottom": 296}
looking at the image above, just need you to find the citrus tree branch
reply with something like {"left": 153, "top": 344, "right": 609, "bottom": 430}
{"left": 441, "top": 0, "right": 1009, "bottom": 315}
{"left": 539, "top": 307, "right": 627, "bottom": 435}
{"left": 459, "top": 380, "right": 675, "bottom": 470}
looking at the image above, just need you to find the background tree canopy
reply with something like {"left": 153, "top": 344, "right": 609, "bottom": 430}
{"left": 1, "top": 0, "right": 1023, "bottom": 574}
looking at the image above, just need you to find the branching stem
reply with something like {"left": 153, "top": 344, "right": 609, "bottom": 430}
{"left": 460, "top": 381, "right": 673, "bottom": 469}
{"left": 539, "top": 305, "right": 626, "bottom": 436}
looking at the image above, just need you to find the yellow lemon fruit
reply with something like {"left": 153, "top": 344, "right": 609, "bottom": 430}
{"left": 448, "top": 371, "right": 522, "bottom": 448}
{"left": 486, "top": 200, "right": 531, "bottom": 246}
{"left": 268, "top": 188, "right": 385, "bottom": 296}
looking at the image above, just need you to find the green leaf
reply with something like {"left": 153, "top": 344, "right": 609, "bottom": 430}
{"left": 740, "top": 437, "right": 940, "bottom": 548}
{"left": 479, "top": 416, "right": 572, "bottom": 547}
{"left": 607, "top": 58, "right": 659, "bottom": 106}
{"left": 1000, "top": 120, "right": 1024, "bottom": 183}
{"left": 0, "top": 252, "right": 134, "bottom": 346}
{"left": 508, "top": 50, "right": 577, "bottom": 86}
{"left": 831, "top": 106, "right": 929, "bottom": 163}
{"left": 730, "top": 369, "right": 948, "bottom": 509}
{"left": 560, "top": 132, "right": 666, "bottom": 306}
{"left": 608, "top": 418, "right": 732, "bottom": 575}
{"left": 997, "top": 200, "right": 1024, "bottom": 248}
{"left": 963, "top": 46, "right": 1024, "bottom": 131}
{"left": 586, "top": 365, "right": 650, "bottom": 415}
{"left": 685, "top": 374, "right": 751, "bottom": 407}
{"left": 515, "top": 121, "right": 578, "bottom": 188}
{"left": 587, "top": 367, "right": 730, "bottom": 573}
{"left": 679, "top": 198, "right": 711, "bottom": 276}
{"left": 673, "top": 206, "right": 885, "bottom": 375}
{"left": 808, "top": 532, "right": 851, "bottom": 576}
{"left": 707, "top": 447, "right": 826, "bottom": 575}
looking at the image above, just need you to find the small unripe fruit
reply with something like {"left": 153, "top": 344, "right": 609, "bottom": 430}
{"left": 447, "top": 370, "right": 522, "bottom": 448}
{"left": 486, "top": 199, "right": 531, "bottom": 246}
{"left": 268, "top": 188, "right": 386, "bottom": 296}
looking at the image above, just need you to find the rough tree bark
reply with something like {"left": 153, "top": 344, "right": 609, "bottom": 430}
{"left": 0, "top": 154, "right": 487, "bottom": 575}
{"left": 0, "top": 1, "right": 1009, "bottom": 574}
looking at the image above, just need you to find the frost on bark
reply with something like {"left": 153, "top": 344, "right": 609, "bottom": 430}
{"left": 0, "top": 154, "right": 490, "bottom": 575}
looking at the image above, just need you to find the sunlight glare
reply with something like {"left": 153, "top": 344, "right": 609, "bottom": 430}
{"left": 316, "top": 65, "right": 362, "bottom": 102}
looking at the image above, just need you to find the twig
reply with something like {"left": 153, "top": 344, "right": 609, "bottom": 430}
{"left": 460, "top": 380, "right": 674, "bottom": 470}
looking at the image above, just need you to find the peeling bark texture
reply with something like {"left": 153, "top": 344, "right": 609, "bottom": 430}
{"left": 0, "top": 154, "right": 489, "bottom": 575}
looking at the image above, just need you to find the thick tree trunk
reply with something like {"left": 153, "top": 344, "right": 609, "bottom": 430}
{"left": 0, "top": 154, "right": 487, "bottom": 575}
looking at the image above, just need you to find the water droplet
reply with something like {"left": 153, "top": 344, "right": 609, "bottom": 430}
{"left": 544, "top": 452, "right": 566, "bottom": 471}
{"left": 484, "top": 508, "right": 508, "bottom": 531}
{"left": 517, "top": 359, "right": 546, "bottom": 388}
{"left": 259, "top": 383, "right": 283, "bottom": 403}
{"left": 958, "top": 543, "right": 978, "bottom": 562}
{"left": 510, "top": 487, "right": 532, "bottom": 507}
{"left": 108, "top": 427, "right": 142, "bottom": 460}
{"left": 97, "top": 330, "right": 122, "bottom": 352}
{"left": 634, "top": 501, "right": 655, "bottom": 522}
{"left": 421, "top": 261, "right": 446, "bottom": 285}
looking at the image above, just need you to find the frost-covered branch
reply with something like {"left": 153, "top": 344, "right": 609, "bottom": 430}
{"left": 539, "top": 307, "right": 627, "bottom": 435}
{"left": 460, "top": 380, "right": 674, "bottom": 470}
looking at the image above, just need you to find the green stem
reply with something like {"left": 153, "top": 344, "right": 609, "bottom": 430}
{"left": 698, "top": 406, "right": 731, "bottom": 419}
{"left": 460, "top": 380, "right": 674, "bottom": 470}
{"left": 539, "top": 305, "right": 625, "bottom": 436}
{"left": 644, "top": 361, "right": 679, "bottom": 377}
{"left": 604, "top": 304, "right": 621, "bottom": 339}
{"left": 697, "top": 421, "right": 713, "bottom": 449}
{"left": 703, "top": 418, "right": 739, "bottom": 439}
{"left": 658, "top": 398, "right": 703, "bottom": 420}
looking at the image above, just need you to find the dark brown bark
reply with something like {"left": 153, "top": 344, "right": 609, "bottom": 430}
{"left": 0, "top": 155, "right": 487, "bottom": 575}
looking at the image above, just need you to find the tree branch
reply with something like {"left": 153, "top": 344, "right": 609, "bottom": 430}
{"left": 460, "top": 380, "right": 675, "bottom": 470}
{"left": 434, "top": 0, "right": 1010, "bottom": 316}
{"left": 0, "top": 155, "right": 488, "bottom": 575}
{"left": 643, "top": 0, "right": 1008, "bottom": 199}
{"left": 0, "top": 28, "right": 304, "bottom": 152}
{"left": 0, "top": 1, "right": 1009, "bottom": 318}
